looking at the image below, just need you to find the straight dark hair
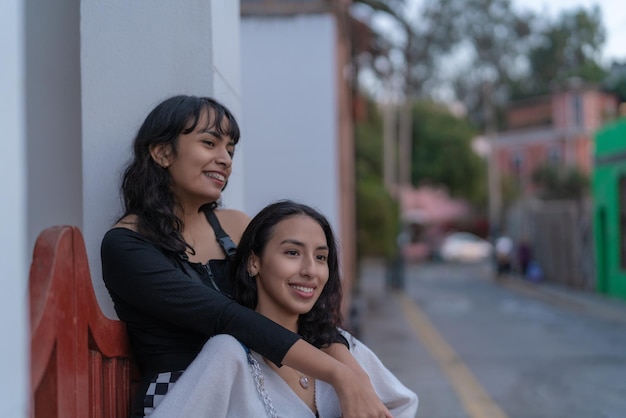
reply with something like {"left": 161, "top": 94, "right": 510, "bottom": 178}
{"left": 120, "top": 95, "right": 240, "bottom": 255}
{"left": 232, "top": 200, "right": 344, "bottom": 348}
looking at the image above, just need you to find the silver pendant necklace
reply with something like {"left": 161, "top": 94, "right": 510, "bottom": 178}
{"left": 299, "top": 374, "right": 310, "bottom": 389}
{"left": 264, "top": 356, "right": 311, "bottom": 390}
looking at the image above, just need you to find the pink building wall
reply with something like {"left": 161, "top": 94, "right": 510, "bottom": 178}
{"left": 494, "top": 84, "right": 618, "bottom": 195}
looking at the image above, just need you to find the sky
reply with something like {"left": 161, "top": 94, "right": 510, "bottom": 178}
{"left": 514, "top": 0, "right": 626, "bottom": 63}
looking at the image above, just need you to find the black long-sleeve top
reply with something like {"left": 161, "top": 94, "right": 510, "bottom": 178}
{"left": 100, "top": 227, "right": 301, "bottom": 384}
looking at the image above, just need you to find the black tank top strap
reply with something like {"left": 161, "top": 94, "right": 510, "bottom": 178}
{"left": 203, "top": 208, "right": 237, "bottom": 258}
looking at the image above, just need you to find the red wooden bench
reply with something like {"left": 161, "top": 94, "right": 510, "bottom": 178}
{"left": 29, "top": 226, "right": 137, "bottom": 418}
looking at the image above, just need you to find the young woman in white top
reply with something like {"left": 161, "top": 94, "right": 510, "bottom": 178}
{"left": 151, "top": 200, "right": 418, "bottom": 417}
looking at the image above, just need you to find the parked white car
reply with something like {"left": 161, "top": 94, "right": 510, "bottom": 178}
{"left": 439, "top": 232, "right": 493, "bottom": 263}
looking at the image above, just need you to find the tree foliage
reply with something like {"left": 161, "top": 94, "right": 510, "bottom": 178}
{"left": 603, "top": 61, "right": 626, "bottom": 103}
{"left": 449, "top": 0, "right": 535, "bottom": 126}
{"left": 353, "top": 0, "right": 462, "bottom": 98}
{"left": 355, "top": 100, "right": 400, "bottom": 259}
{"left": 410, "top": 101, "right": 487, "bottom": 208}
{"left": 531, "top": 164, "right": 589, "bottom": 200}
{"left": 356, "top": 179, "right": 399, "bottom": 259}
{"left": 521, "top": 6, "right": 607, "bottom": 97}
{"left": 352, "top": 1, "right": 616, "bottom": 125}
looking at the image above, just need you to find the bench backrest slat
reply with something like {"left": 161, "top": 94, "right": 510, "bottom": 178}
{"left": 29, "top": 226, "right": 136, "bottom": 418}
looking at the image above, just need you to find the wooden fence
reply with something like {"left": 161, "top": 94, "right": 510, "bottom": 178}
{"left": 504, "top": 198, "right": 595, "bottom": 289}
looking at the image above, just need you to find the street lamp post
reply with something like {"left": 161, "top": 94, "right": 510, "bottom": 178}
{"left": 483, "top": 81, "right": 501, "bottom": 238}
{"left": 382, "top": 100, "right": 397, "bottom": 195}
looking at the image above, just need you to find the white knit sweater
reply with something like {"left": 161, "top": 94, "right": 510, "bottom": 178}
{"left": 151, "top": 330, "right": 418, "bottom": 418}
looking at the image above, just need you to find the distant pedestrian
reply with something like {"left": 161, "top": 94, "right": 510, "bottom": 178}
{"left": 517, "top": 239, "right": 531, "bottom": 276}
{"left": 495, "top": 236, "right": 513, "bottom": 276}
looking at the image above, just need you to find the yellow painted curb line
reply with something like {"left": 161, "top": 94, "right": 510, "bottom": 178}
{"left": 396, "top": 292, "right": 508, "bottom": 418}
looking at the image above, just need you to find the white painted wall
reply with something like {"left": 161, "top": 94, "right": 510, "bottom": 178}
{"left": 81, "top": 0, "right": 243, "bottom": 317}
{"left": 210, "top": 0, "right": 245, "bottom": 210}
{"left": 240, "top": 15, "right": 339, "bottom": 231}
{"left": 25, "top": 0, "right": 83, "bottom": 252}
{"left": 0, "top": 0, "right": 28, "bottom": 416}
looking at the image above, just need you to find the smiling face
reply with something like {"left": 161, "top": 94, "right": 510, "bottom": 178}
{"left": 248, "top": 215, "right": 330, "bottom": 330}
{"left": 155, "top": 108, "right": 236, "bottom": 210}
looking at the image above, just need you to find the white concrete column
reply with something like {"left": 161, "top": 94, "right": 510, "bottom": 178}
{"left": 25, "top": 0, "right": 82, "bottom": 252}
{"left": 0, "top": 0, "right": 28, "bottom": 416}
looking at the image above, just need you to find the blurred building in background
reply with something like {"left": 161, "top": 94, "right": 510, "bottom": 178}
{"left": 399, "top": 186, "right": 470, "bottom": 261}
{"left": 593, "top": 119, "right": 626, "bottom": 301}
{"left": 493, "top": 79, "right": 619, "bottom": 194}
{"left": 497, "top": 81, "right": 620, "bottom": 291}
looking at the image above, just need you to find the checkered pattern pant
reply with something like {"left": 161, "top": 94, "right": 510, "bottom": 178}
{"left": 143, "top": 370, "right": 184, "bottom": 416}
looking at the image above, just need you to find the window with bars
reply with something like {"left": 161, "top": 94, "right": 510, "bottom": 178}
{"left": 548, "top": 146, "right": 561, "bottom": 164}
{"left": 572, "top": 93, "right": 583, "bottom": 128}
{"left": 511, "top": 150, "right": 523, "bottom": 175}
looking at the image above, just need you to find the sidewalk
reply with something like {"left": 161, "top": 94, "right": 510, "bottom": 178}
{"left": 354, "top": 259, "right": 468, "bottom": 418}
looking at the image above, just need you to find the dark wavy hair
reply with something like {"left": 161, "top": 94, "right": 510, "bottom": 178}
{"left": 119, "top": 95, "right": 240, "bottom": 255}
{"left": 232, "top": 200, "right": 344, "bottom": 348}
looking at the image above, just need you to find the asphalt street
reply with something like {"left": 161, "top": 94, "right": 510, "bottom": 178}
{"left": 356, "top": 259, "right": 626, "bottom": 418}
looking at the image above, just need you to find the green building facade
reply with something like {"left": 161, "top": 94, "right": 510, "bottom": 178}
{"left": 593, "top": 119, "right": 626, "bottom": 300}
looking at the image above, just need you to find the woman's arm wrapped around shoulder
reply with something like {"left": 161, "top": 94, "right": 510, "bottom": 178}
{"left": 100, "top": 228, "right": 299, "bottom": 365}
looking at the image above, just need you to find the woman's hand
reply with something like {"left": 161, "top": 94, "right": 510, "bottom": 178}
{"left": 331, "top": 365, "right": 392, "bottom": 418}
{"left": 282, "top": 339, "right": 392, "bottom": 417}
{"left": 324, "top": 343, "right": 392, "bottom": 418}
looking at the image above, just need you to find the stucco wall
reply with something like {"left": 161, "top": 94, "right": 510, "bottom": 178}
{"left": 240, "top": 14, "right": 340, "bottom": 230}
{"left": 508, "top": 98, "right": 552, "bottom": 129}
